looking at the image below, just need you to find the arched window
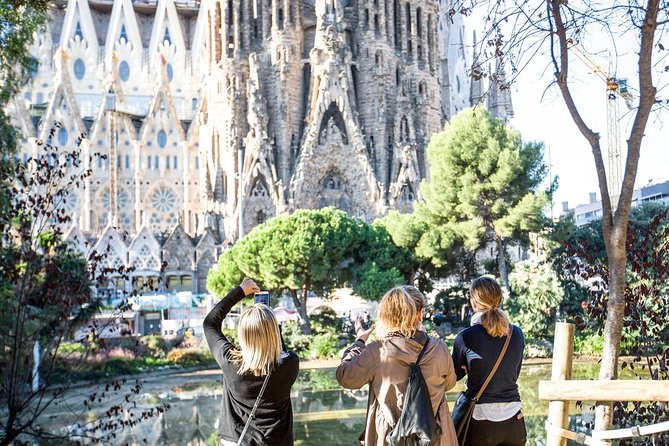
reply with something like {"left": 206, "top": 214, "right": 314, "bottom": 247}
{"left": 163, "top": 28, "right": 171, "bottom": 45}
{"left": 74, "top": 22, "right": 83, "bottom": 40}
{"left": 166, "top": 63, "right": 174, "bottom": 82}
{"left": 119, "top": 24, "right": 128, "bottom": 42}
{"left": 251, "top": 179, "right": 268, "bottom": 197}
{"left": 400, "top": 184, "right": 415, "bottom": 202}
{"left": 322, "top": 174, "right": 342, "bottom": 191}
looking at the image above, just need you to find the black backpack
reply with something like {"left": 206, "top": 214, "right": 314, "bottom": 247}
{"left": 386, "top": 338, "right": 442, "bottom": 446}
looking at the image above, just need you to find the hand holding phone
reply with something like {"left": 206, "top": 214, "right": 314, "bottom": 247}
{"left": 254, "top": 290, "right": 270, "bottom": 306}
{"left": 240, "top": 278, "right": 260, "bottom": 295}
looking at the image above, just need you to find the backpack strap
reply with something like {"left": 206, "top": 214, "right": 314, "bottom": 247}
{"left": 415, "top": 336, "right": 430, "bottom": 366}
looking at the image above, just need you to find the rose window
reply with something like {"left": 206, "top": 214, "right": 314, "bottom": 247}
{"left": 151, "top": 187, "right": 177, "bottom": 212}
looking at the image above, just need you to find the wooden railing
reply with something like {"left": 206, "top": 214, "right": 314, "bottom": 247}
{"left": 539, "top": 322, "right": 669, "bottom": 446}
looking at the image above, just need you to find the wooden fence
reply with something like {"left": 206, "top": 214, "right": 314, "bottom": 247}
{"left": 539, "top": 322, "right": 669, "bottom": 446}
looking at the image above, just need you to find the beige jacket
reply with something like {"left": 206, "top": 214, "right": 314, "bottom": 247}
{"left": 336, "top": 333, "right": 458, "bottom": 446}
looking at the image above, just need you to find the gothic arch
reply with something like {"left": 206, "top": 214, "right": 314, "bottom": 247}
{"left": 318, "top": 102, "right": 349, "bottom": 145}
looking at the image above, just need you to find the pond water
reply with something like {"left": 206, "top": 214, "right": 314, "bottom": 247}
{"left": 41, "top": 361, "right": 633, "bottom": 445}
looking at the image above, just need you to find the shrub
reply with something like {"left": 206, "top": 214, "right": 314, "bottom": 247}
{"left": 280, "top": 321, "right": 311, "bottom": 356}
{"left": 141, "top": 335, "right": 169, "bottom": 358}
{"left": 574, "top": 332, "right": 604, "bottom": 356}
{"left": 507, "top": 260, "right": 564, "bottom": 340}
{"left": 310, "top": 307, "right": 340, "bottom": 335}
{"left": 166, "top": 347, "right": 215, "bottom": 367}
{"left": 308, "top": 333, "right": 340, "bottom": 359}
{"left": 108, "top": 337, "right": 145, "bottom": 355}
{"left": 59, "top": 342, "right": 87, "bottom": 355}
{"left": 221, "top": 327, "right": 238, "bottom": 347}
{"left": 101, "top": 358, "right": 140, "bottom": 376}
{"left": 106, "top": 347, "right": 136, "bottom": 360}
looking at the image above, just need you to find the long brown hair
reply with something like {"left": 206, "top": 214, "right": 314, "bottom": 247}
{"left": 470, "top": 276, "right": 510, "bottom": 337}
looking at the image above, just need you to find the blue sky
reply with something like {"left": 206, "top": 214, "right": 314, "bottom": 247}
{"left": 508, "top": 51, "right": 668, "bottom": 215}
{"left": 464, "top": 12, "right": 668, "bottom": 216}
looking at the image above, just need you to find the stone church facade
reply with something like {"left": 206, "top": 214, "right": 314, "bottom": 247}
{"left": 9, "top": 0, "right": 512, "bottom": 295}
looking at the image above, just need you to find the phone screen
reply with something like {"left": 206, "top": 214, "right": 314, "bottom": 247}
{"left": 254, "top": 291, "right": 270, "bottom": 306}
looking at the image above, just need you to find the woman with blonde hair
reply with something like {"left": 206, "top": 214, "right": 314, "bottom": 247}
{"left": 204, "top": 278, "right": 299, "bottom": 445}
{"left": 337, "top": 286, "right": 458, "bottom": 445}
{"left": 451, "top": 276, "right": 526, "bottom": 446}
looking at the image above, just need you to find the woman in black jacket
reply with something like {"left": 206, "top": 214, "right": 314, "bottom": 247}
{"left": 451, "top": 276, "right": 526, "bottom": 446}
{"left": 204, "top": 278, "right": 299, "bottom": 446}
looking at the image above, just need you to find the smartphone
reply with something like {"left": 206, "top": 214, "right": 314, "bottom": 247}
{"left": 254, "top": 291, "right": 270, "bottom": 306}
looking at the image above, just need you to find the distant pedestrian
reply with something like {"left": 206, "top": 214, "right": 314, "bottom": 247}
{"left": 451, "top": 276, "right": 526, "bottom": 446}
{"left": 204, "top": 278, "right": 299, "bottom": 445}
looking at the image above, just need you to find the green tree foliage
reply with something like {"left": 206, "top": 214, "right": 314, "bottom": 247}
{"left": 378, "top": 211, "right": 475, "bottom": 289}
{"left": 556, "top": 202, "right": 668, "bottom": 269}
{"left": 507, "top": 260, "right": 564, "bottom": 340}
{"left": 416, "top": 108, "right": 550, "bottom": 289}
{"left": 0, "top": 1, "right": 48, "bottom": 222}
{"left": 555, "top": 203, "right": 669, "bottom": 442}
{"left": 207, "top": 208, "right": 410, "bottom": 333}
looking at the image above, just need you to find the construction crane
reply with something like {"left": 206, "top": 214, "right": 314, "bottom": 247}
{"left": 566, "top": 39, "right": 634, "bottom": 210}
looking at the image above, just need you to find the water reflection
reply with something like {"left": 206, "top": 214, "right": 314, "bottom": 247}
{"left": 39, "top": 362, "right": 620, "bottom": 445}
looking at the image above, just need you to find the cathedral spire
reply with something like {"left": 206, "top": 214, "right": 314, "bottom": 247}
{"left": 487, "top": 54, "right": 514, "bottom": 123}
{"left": 469, "top": 31, "right": 484, "bottom": 107}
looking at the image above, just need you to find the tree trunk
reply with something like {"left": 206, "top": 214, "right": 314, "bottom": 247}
{"left": 595, "top": 232, "right": 627, "bottom": 437}
{"left": 495, "top": 236, "right": 509, "bottom": 294}
{"left": 290, "top": 286, "right": 311, "bottom": 335}
{"left": 547, "top": 0, "right": 659, "bottom": 437}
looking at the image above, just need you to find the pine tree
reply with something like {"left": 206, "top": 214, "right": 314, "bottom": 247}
{"left": 416, "top": 108, "right": 550, "bottom": 290}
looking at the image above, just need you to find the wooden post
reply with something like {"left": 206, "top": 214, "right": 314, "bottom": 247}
{"left": 546, "top": 322, "right": 574, "bottom": 446}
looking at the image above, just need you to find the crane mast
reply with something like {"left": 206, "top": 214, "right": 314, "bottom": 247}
{"left": 567, "top": 40, "right": 634, "bottom": 210}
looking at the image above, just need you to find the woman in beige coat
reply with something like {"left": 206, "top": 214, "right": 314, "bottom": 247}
{"left": 336, "top": 286, "right": 459, "bottom": 446}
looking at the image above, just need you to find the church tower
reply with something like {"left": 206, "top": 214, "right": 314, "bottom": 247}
{"left": 201, "top": 0, "right": 442, "bottom": 239}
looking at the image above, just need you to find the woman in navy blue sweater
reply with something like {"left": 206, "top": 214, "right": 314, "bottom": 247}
{"left": 451, "top": 276, "right": 526, "bottom": 446}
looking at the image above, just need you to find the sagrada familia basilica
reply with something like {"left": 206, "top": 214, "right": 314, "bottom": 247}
{"left": 8, "top": 0, "right": 512, "bottom": 294}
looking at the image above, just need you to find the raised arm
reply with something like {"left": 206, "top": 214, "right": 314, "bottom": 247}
{"left": 336, "top": 318, "right": 377, "bottom": 389}
{"left": 203, "top": 278, "right": 259, "bottom": 366}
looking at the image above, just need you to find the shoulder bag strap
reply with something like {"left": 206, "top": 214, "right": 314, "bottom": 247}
{"left": 236, "top": 372, "right": 272, "bottom": 446}
{"left": 473, "top": 326, "right": 513, "bottom": 402}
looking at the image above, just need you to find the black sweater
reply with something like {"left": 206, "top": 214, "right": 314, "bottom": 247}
{"left": 203, "top": 286, "right": 300, "bottom": 445}
{"left": 451, "top": 324, "right": 524, "bottom": 404}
